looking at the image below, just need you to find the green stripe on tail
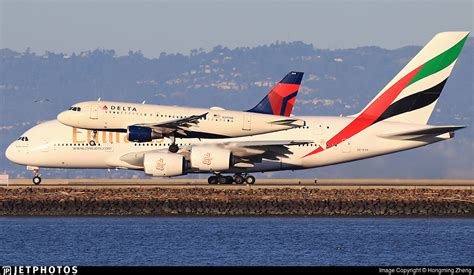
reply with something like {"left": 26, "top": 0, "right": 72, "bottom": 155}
{"left": 408, "top": 34, "right": 468, "bottom": 86}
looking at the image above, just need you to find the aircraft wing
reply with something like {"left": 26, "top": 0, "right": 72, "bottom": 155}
{"left": 182, "top": 140, "right": 313, "bottom": 159}
{"left": 224, "top": 140, "right": 313, "bottom": 161}
{"left": 134, "top": 112, "right": 209, "bottom": 136}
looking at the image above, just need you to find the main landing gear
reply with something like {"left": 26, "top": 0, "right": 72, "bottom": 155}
{"left": 207, "top": 174, "right": 256, "bottom": 185}
{"left": 89, "top": 130, "right": 97, "bottom": 146}
{"left": 169, "top": 144, "right": 179, "bottom": 153}
{"left": 168, "top": 136, "right": 179, "bottom": 153}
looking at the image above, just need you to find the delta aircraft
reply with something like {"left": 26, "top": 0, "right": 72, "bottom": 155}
{"left": 56, "top": 71, "right": 306, "bottom": 153}
{"left": 5, "top": 32, "right": 469, "bottom": 185}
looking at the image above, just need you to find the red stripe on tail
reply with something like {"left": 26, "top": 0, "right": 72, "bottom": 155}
{"left": 268, "top": 83, "right": 300, "bottom": 116}
{"left": 303, "top": 65, "right": 423, "bottom": 158}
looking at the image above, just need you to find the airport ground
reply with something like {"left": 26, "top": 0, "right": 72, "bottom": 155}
{"left": 3, "top": 178, "right": 474, "bottom": 188}
{"left": 1, "top": 179, "right": 472, "bottom": 217}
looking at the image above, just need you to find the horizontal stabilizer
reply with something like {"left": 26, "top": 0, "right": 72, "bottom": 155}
{"left": 378, "top": 125, "right": 466, "bottom": 140}
{"left": 269, "top": 118, "right": 306, "bottom": 127}
{"left": 225, "top": 140, "right": 313, "bottom": 147}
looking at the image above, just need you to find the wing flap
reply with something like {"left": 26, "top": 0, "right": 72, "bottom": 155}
{"left": 134, "top": 112, "right": 209, "bottom": 136}
{"left": 222, "top": 140, "right": 312, "bottom": 158}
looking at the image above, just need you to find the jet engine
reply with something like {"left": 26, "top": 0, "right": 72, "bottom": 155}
{"left": 190, "top": 146, "right": 233, "bottom": 172}
{"left": 127, "top": 126, "right": 162, "bottom": 142}
{"left": 143, "top": 152, "right": 185, "bottom": 177}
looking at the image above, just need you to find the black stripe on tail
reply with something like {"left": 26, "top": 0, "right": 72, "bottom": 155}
{"left": 374, "top": 78, "right": 448, "bottom": 124}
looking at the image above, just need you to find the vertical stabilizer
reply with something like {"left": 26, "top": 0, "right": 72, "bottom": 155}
{"left": 247, "top": 71, "right": 304, "bottom": 117}
{"left": 352, "top": 32, "right": 469, "bottom": 124}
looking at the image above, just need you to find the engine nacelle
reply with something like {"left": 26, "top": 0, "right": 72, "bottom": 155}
{"left": 143, "top": 152, "right": 185, "bottom": 177}
{"left": 127, "top": 126, "right": 162, "bottom": 142}
{"left": 190, "top": 146, "right": 232, "bottom": 172}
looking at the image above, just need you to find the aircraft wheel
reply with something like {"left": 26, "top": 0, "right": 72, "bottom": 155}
{"left": 225, "top": 176, "right": 234, "bottom": 184}
{"left": 208, "top": 176, "right": 218, "bottom": 185}
{"left": 169, "top": 144, "right": 179, "bottom": 153}
{"left": 234, "top": 175, "right": 245, "bottom": 184}
{"left": 245, "top": 175, "right": 256, "bottom": 185}
{"left": 217, "top": 176, "right": 228, "bottom": 185}
{"left": 32, "top": 176, "right": 42, "bottom": 185}
{"left": 89, "top": 140, "right": 96, "bottom": 146}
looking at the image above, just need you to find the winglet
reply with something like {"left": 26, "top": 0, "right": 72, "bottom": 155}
{"left": 247, "top": 71, "right": 304, "bottom": 117}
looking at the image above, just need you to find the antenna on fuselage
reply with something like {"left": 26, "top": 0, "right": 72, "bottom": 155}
{"left": 97, "top": 97, "right": 101, "bottom": 102}
{"left": 142, "top": 100, "right": 146, "bottom": 104}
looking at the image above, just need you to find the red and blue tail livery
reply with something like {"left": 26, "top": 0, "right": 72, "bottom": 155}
{"left": 247, "top": 71, "right": 304, "bottom": 117}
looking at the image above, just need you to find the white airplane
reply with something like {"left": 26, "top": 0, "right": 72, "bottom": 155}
{"left": 5, "top": 32, "right": 468, "bottom": 185}
{"left": 56, "top": 71, "right": 306, "bottom": 153}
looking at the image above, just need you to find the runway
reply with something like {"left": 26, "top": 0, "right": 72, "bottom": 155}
{"left": 2, "top": 178, "right": 474, "bottom": 189}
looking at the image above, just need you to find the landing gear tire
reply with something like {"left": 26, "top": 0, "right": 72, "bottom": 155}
{"left": 217, "top": 176, "right": 228, "bottom": 185}
{"left": 245, "top": 175, "right": 256, "bottom": 185}
{"left": 89, "top": 130, "right": 97, "bottom": 146}
{"left": 234, "top": 175, "right": 245, "bottom": 184}
{"left": 208, "top": 176, "right": 218, "bottom": 185}
{"left": 32, "top": 176, "right": 41, "bottom": 185}
{"left": 169, "top": 144, "right": 179, "bottom": 153}
{"left": 225, "top": 176, "right": 234, "bottom": 184}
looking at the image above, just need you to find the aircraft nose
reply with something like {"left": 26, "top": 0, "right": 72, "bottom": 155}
{"left": 57, "top": 111, "right": 71, "bottom": 126}
{"left": 5, "top": 143, "right": 17, "bottom": 163}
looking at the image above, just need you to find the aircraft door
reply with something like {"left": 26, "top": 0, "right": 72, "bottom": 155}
{"left": 314, "top": 122, "right": 323, "bottom": 135}
{"left": 342, "top": 139, "right": 351, "bottom": 153}
{"left": 242, "top": 115, "right": 252, "bottom": 131}
{"left": 40, "top": 138, "right": 49, "bottom": 152}
{"left": 90, "top": 105, "right": 99, "bottom": 119}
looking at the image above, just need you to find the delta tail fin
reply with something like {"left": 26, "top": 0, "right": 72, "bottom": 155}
{"left": 351, "top": 31, "right": 469, "bottom": 125}
{"left": 247, "top": 71, "right": 304, "bottom": 117}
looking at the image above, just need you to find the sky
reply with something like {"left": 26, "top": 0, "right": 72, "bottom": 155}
{"left": 0, "top": 0, "right": 473, "bottom": 57}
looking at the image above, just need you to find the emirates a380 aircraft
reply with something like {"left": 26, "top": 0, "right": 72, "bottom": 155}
{"left": 5, "top": 32, "right": 469, "bottom": 185}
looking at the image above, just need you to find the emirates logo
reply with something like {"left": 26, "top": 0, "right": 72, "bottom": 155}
{"left": 155, "top": 158, "right": 166, "bottom": 171}
{"left": 202, "top": 152, "right": 213, "bottom": 165}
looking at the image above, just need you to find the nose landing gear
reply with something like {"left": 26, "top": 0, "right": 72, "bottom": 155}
{"left": 89, "top": 130, "right": 97, "bottom": 146}
{"left": 28, "top": 167, "right": 42, "bottom": 185}
{"left": 33, "top": 176, "right": 41, "bottom": 185}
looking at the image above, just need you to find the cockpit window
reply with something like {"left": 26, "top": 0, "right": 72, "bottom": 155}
{"left": 68, "top": 107, "right": 81, "bottom": 112}
{"left": 17, "top": 136, "right": 29, "bottom": 141}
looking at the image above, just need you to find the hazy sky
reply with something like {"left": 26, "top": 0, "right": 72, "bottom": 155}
{"left": 1, "top": 0, "right": 472, "bottom": 57}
